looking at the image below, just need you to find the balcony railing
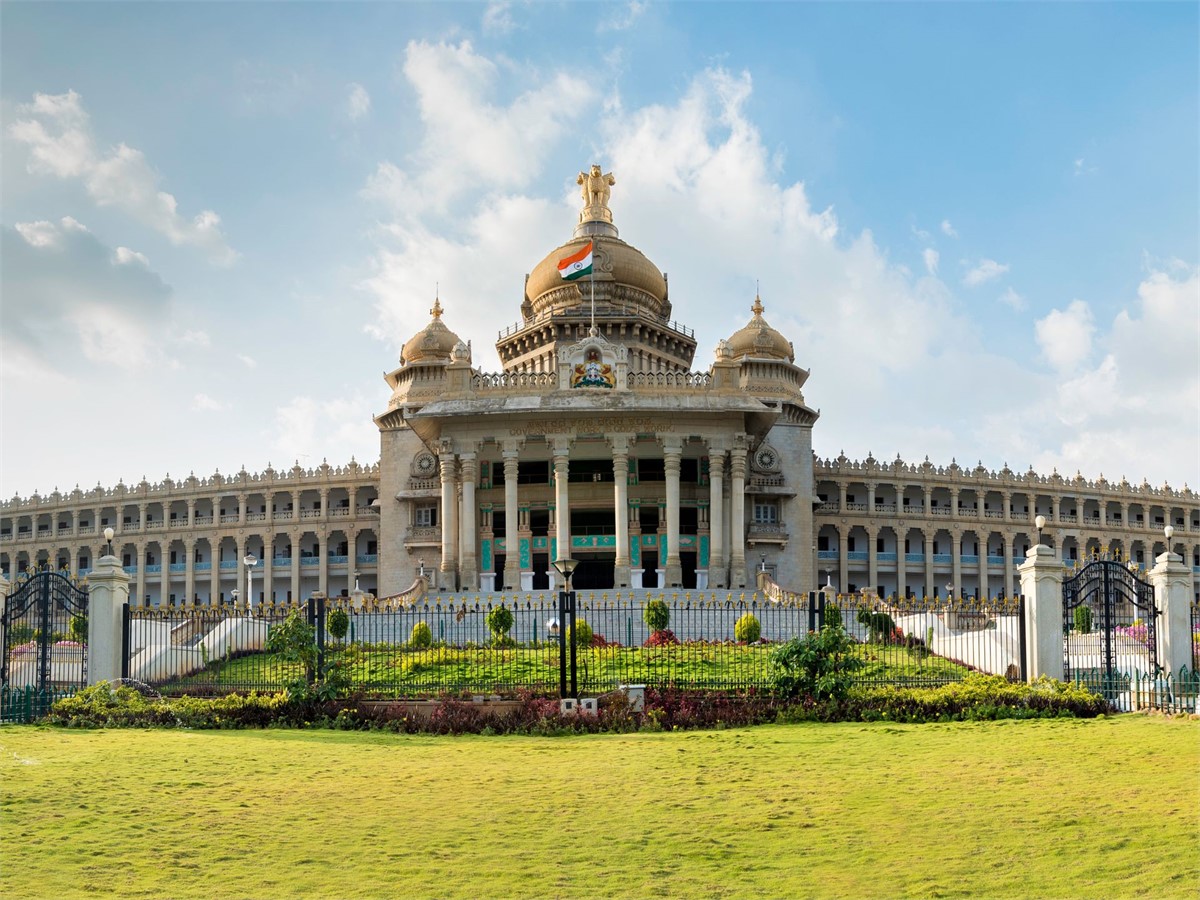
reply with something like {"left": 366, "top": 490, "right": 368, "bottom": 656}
{"left": 933, "top": 554, "right": 952, "bottom": 564}
{"left": 355, "top": 553, "right": 378, "bottom": 565}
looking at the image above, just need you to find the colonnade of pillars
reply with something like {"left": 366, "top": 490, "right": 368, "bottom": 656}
{"left": 434, "top": 434, "right": 751, "bottom": 591}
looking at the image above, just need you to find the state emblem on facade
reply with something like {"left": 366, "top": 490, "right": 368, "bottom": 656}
{"left": 572, "top": 348, "right": 615, "bottom": 389}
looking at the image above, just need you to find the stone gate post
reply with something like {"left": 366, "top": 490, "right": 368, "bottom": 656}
{"left": 1148, "top": 548, "right": 1194, "bottom": 676}
{"left": 1018, "top": 544, "right": 1063, "bottom": 681}
{"left": 88, "top": 554, "right": 131, "bottom": 685}
{"left": 0, "top": 571, "right": 9, "bottom": 664}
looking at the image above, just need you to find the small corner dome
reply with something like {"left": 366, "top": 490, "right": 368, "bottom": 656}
{"left": 401, "top": 298, "right": 462, "bottom": 364}
{"left": 726, "top": 295, "right": 794, "bottom": 362}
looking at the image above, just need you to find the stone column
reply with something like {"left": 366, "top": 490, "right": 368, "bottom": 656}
{"left": 1149, "top": 548, "right": 1195, "bottom": 676}
{"left": 709, "top": 448, "right": 727, "bottom": 589}
{"left": 184, "top": 539, "right": 196, "bottom": 606}
{"left": 662, "top": 437, "right": 683, "bottom": 587}
{"left": 238, "top": 494, "right": 247, "bottom": 526}
{"left": 979, "top": 540, "right": 990, "bottom": 600}
{"left": 1002, "top": 491, "right": 1012, "bottom": 522}
{"left": 135, "top": 542, "right": 146, "bottom": 608}
{"left": 502, "top": 445, "right": 521, "bottom": 589}
{"left": 87, "top": 553, "right": 131, "bottom": 685}
{"left": 612, "top": 436, "right": 631, "bottom": 588}
{"left": 159, "top": 551, "right": 169, "bottom": 607}
{"left": 951, "top": 530, "right": 962, "bottom": 598}
{"left": 458, "top": 452, "right": 478, "bottom": 590}
{"left": 923, "top": 487, "right": 933, "bottom": 517}
{"left": 867, "top": 525, "right": 878, "bottom": 596}
{"left": 1003, "top": 534, "right": 1015, "bottom": 598}
{"left": 1018, "top": 543, "right": 1064, "bottom": 681}
{"left": 866, "top": 483, "right": 877, "bottom": 514}
{"left": 439, "top": 451, "right": 458, "bottom": 590}
{"left": 730, "top": 443, "right": 748, "bottom": 588}
{"left": 262, "top": 542, "right": 274, "bottom": 605}
{"left": 290, "top": 531, "right": 301, "bottom": 603}
{"left": 838, "top": 525, "right": 849, "bottom": 596}
{"left": 316, "top": 532, "right": 329, "bottom": 597}
{"left": 553, "top": 439, "right": 571, "bottom": 565}
{"left": 923, "top": 532, "right": 934, "bottom": 598}
{"left": 950, "top": 488, "right": 960, "bottom": 519}
{"left": 897, "top": 534, "right": 908, "bottom": 599}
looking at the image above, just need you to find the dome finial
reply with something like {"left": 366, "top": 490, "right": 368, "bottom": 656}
{"left": 751, "top": 289, "right": 764, "bottom": 317}
{"left": 430, "top": 294, "right": 443, "bottom": 319}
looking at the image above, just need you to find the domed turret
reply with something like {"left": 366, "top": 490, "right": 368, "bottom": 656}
{"left": 726, "top": 295, "right": 794, "bottom": 362}
{"left": 401, "top": 298, "right": 462, "bottom": 365}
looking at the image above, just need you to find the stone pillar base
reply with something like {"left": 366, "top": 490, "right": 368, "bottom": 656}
{"left": 519, "top": 572, "right": 534, "bottom": 591}
{"left": 502, "top": 565, "right": 520, "bottom": 591}
{"left": 613, "top": 564, "right": 631, "bottom": 589}
{"left": 665, "top": 563, "right": 683, "bottom": 588}
{"left": 630, "top": 570, "right": 644, "bottom": 589}
{"left": 696, "top": 570, "right": 709, "bottom": 590}
{"left": 479, "top": 573, "right": 496, "bottom": 592}
{"left": 730, "top": 562, "right": 747, "bottom": 590}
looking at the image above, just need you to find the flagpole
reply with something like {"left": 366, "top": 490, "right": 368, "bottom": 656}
{"left": 590, "top": 241, "right": 596, "bottom": 334}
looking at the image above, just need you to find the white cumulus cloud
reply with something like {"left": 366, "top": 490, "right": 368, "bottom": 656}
{"left": 964, "top": 258, "right": 1009, "bottom": 286}
{"left": 114, "top": 246, "right": 149, "bottom": 267}
{"left": 346, "top": 82, "right": 371, "bottom": 121}
{"left": 941, "top": 219, "right": 958, "bottom": 238}
{"left": 998, "top": 287, "right": 1026, "bottom": 311}
{"left": 1035, "top": 298, "right": 1094, "bottom": 373}
{"left": 192, "top": 393, "right": 224, "bottom": 412}
{"left": 8, "top": 90, "right": 237, "bottom": 264}
{"left": 922, "top": 248, "right": 939, "bottom": 275}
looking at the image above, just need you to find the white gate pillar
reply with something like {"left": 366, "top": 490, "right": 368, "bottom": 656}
{"left": 87, "top": 554, "right": 131, "bottom": 685}
{"left": 1018, "top": 543, "right": 1063, "bottom": 681}
{"left": 1149, "top": 546, "right": 1194, "bottom": 676}
{"left": 0, "top": 571, "right": 9, "bottom": 663}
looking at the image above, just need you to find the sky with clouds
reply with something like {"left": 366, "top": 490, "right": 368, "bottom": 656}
{"left": 2, "top": 2, "right": 1196, "bottom": 499}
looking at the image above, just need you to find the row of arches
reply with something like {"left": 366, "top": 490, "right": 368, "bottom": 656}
{"left": 0, "top": 528, "right": 379, "bottom": 607}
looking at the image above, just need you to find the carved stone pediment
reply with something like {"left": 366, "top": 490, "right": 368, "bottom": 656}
{"left": 557, "top": 328, "right": 629, "bottom": 392}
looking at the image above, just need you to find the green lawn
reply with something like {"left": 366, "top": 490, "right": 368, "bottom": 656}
{"left": 170, "top": 642, "right": 971, "bottom": 695}
{"left": 2, "top": 717, "right": 1197, "bottom": 898}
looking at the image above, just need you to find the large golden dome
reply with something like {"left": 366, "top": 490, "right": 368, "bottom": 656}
{"left": 525, "top": 235, "right": 667, "bottom": 316}
{"left": 727, "top": 295, "right": 794, "bottom": 362}
{"left": 401, "top": 298, "right": 462, "bottom": 364}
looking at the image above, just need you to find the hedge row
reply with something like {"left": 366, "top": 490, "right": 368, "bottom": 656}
{"left": 45, "top": 675, "right": 1110, "bottom": 733}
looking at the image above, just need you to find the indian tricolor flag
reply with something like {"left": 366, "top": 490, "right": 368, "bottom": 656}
{"left": 557, "top": 242, "right": 593, "bottom": 281}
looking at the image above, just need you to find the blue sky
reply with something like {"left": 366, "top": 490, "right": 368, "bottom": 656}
{"left": 2, "top": 1, "right": 1196, "bottom": 498}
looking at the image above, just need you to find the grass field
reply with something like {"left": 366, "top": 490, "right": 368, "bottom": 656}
{"left": 2, "top": 716, "right": 1197, "bottom": 898}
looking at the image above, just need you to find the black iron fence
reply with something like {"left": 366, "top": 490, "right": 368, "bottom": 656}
{"left": 124, "top": 591, "right": 1027, "bottom": 699}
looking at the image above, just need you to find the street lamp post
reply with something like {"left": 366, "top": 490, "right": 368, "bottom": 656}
{"left": 230, "top": 588, "right": 239, "bottom": 608}
{"left": 244, "top": 554, "right": 258, "bottom": 608}
{"left": 1035, "top": 514, "right": 1046, "bottom": 545}
{"left": 552, "top": 557, "right": 579, "bottom": 700}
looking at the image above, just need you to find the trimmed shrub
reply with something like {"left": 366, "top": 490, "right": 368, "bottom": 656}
{"left": 643, "top": 628, "right": 679, "bottom": 647}
{"left": 486, "top": 605, "right": 514, "bottom": 641}
{"left": 69, "top": 615, "right": 88, "bottom": 644}
{"left": 734, "top": 612, "right": 761, "bottom": 644}
{"left": 856, "top": 609, "right": 897, "bottom": 644}
{"left": 822, "top": 603, "right": 842, "bottom": 631}
{"left": 568, "top": 618, "right": 593, "bottom": 649}
{"left": 409, "top": 620, "right": 433, "bottom": 649}
{"left": 644, "top": 600, "right": 670, "bottom": 632}
{"left": 1073, "top": 605, "right": 1093, "bottom": 635}
{"left": 326, "top": 609, "right": 350, "bottom": 641}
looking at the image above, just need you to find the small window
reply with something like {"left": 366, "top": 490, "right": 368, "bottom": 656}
{"left": 415, "top": 505, "right": 438, "bottom": 527}
{"left": 753, "top": 503, "right": 777, "bottom": 525}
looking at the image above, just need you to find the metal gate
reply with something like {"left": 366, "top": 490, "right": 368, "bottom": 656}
{"left": 1062, "top": 559, "right": 1157, "bottom": 701}
{"left": 1, "top": 568, "right": 90, "bottom": 722}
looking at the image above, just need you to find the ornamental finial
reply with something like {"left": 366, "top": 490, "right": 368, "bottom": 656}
{"left": 751, "top": 293, "right": 764, "bottom": 317}
{"left": 430, "top": 296, "right": 443, "bottom": 319}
